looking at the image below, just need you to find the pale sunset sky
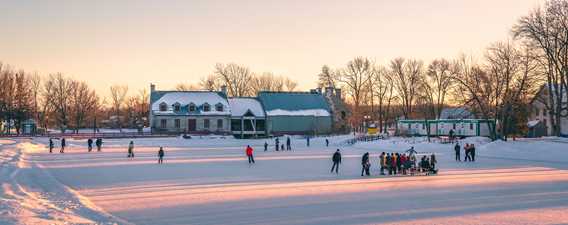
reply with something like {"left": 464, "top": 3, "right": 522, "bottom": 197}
{"left": 0, "top": 0, "right": 542, "bottom": 96}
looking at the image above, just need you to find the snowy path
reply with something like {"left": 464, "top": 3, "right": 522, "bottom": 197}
{"left": 0, "top": 140, "right": 127, "bottom": 225}
{"left": 4, "top": 136, "right": 568, "bottom": 224}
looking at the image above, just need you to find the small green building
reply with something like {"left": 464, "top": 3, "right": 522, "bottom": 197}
{"left": 398, "top": 119, "right": 496, "bottom": 137}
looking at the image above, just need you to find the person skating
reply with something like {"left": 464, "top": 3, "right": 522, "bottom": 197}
{"left": 471, "top": 144, "right": 476, "bottom": 162}
{"left": 96, "top": 138, "right": 103, "bottom": 152}
{"left": 454, "top": 143, "right": 461, "bottom": 161}
{"left": 127, "top": 141, "right": 134, "bottom": 158}
{"left": 158, "top": 147, "right": 164, "bottom": 164}
{"left": 379, "top": 152, "right": 386, "bottom": 175}
{"left": 361, "top": 152, "right": 371, "bottom": 176}
{"left": 49, "top": 138, "right": 54, "bottom": 153}
{"left": 275, "top": 138, "right": 280, "bottom": 151}
{"left": 391, "top": 153, "right": 398, "bottom": 175}
{"left": 386, "top": 153, "right": 392, "bottom": 175}
{"left": 246, "top": 145, "right": 255, "bottom": 164}
{"left": 286, "top": 137, "right": 291, "bottom": 151}
{"left": 264, "top": 142, "right": 268, "bottom": 152}
{"left": 464, "top": 144, "right": 471, "bottom": 161}
{"left": 325, "top": 139, "right": 329, "bottom": 147}
{"left": 430, "top": 153, "right": 437, "bottom": 170}
{"left": 87, "top": 138, "right": 93, "bottom": 152}
{"left": 306, "top": 136, "right": 310, "bottom": 147}
{"left": 330, "top": 149, "right": 342, "bottom": 174}
{"left": 60, "top": 138, "right": 66, "bottom": 153}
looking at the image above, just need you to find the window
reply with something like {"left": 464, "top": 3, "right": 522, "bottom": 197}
{"left": 174, "top": 119, "right": 180, "bottom": 128}
{"left": 160, "top": 119, "right": 167, "bottom": 128}
{"left": 470, "top": 123, "right": 474, "bottom": 130}
{"left": 217, "top": 119, "right": 223, "bottom": 129}
{"left": 204, "top": 119, "right": 210, "bottom": 129}
{"left": 173, "top": 103, "right": 181, "bottom": 112}
{"left": 203, "top": 103, "right": 210, "bottom": 112}
{"left": 159, "top": 103, "right": 167, "bottom": 111}
{"left": 216, "top": 103, "right": 223, "bottom": 112}
{"left": 189, "top": 103, "right": 196, "bottom": 112}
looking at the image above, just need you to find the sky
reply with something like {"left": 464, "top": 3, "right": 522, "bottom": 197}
{"left": 0, "top": 0, "right": 542, "bottom": 96}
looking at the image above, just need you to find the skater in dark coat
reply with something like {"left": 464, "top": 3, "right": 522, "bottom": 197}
{"left": 286, "top": 137, "right": 291, "bottom": 151}
{"left": 87, "top": 139, "right": 93, "bottom": 152}
{"left": 127, "top": 141, "right": 134, "bottom": 158}
{"left": 361, "top": 152, "right": 371, "bottom": 176}
{"left": 158, "top": 147, "right": 164, "bottom": 164}
{"left": 306, "top": 136, "right": 310, "bottom": 147}
{"left": 464, "top": 144, "right": 471, "bottom": 161}
{"left": 264, "top": 142, "right": 268, "bottom": 152}
{"left": 96, "top": 138, "right": 103, "bottom": 152}
{"left": 330, "top": 149, "right": 342, "bottom": 174}
{"left": 471, "top": 144, "right": 476, "bottom": 162}
{"left": 49, "top": 138, "right": 54, "bottom": 153}
{"left": 454, "top": 143, "right": 461, "bottom": 161}
{"left": 246, "top": 145, "right": 255, "bottom": 164}
{"left": 275, "top": 138, "right": 280, "bottom": 151}
{"left": 325, "top": 139, "right": 329, "bottom": 147}
{"left": 386, "top": 153, "right": 392, "bottom": 175}
{"left": 60, "top": 138, "right": 66, "bottom": 153}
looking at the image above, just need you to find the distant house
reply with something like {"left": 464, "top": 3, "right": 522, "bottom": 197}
{"left": 397, "top": 119, "right": 495, "bottom": 137}
{"left": 149, "top": 84, "right": 231, "bottom": 134}
{"left": 527, "top": 84, "right": 568, "bottom": 137}
{"left": 257, "top": 91, "right": 333, "bottom": 135}
{"left": 228, "top": 98, "right": 267, "bottom": 138}
{"left": 149, "top": 84, "right": 341, "bottom": 137}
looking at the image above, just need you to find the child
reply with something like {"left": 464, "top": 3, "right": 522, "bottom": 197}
{"left": 158, "top": 147, "right": 164, "bottom": 164}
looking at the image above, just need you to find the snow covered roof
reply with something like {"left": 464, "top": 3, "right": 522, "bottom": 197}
{"left": 257, "top": 92, "right": 332, "bottom": 117}
{"left": 527, "top": 120, "right": 541, "bottom": 128}
{"left": 266, "top": 109, "right": 331, "bottom": 117}
{"left": 151, "top": 92, "right": 230, "bottom": 115}
{"left": 228, "top": 98, "right": 265, "bottom": 117}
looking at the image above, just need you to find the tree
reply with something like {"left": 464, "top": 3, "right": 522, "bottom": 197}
{"left": 70, "top": 81, "right": 98, "bottom": 133}
{"left": 110, "top": 85, "right": 128, "bottom": 131}
{"left": 390, "top": 58, "right": 424, "bottom": 119}
{"left": 338, "top": 57, "right": 374, "bottom": 125}
{"left": 424, "top": 58, "right": 455, "bottom": 119}
{"left": 213, "top": 63, "right": 254, "bottom": 97}
{"left": 513, "top": 0, "right": 568, "bottom": 136}
{"left": 371, "top": 66, "right": 397, "bottom": 132}
{"left": 199, "top": 74, "right": 221, "bottom": 91}
{"left": 317, "top": 65, "right": 338, "bottom": 88}
{"left": 45, "top": 73, "right": 73, "bottom": 133}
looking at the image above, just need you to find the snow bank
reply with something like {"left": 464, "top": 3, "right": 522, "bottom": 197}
{"left": 266, "top": 109, "right": 330, "bottom": 117}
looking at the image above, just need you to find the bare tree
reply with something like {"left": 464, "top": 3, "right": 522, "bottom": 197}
{"left": 424, "top": 59, "right": 455, "bottom": 119}
{"left": 70, "top": 81, "right": 97, "bottom": 133}
{"left": 284, "top": 78, "right": 298, "bottom": 91}
{"left": 199, "top": 74, "right": 221, "bottom": 91}
{"left": 317, "top": 65, "right": 338, "bottom": 88}
{"left": 110, "top": 85, "right": 128, "bottom": 131}
{"left": 45, "top": 73, "right": 73, "bottom": 133}
{"left": 513, "top": 0, "right": 568, "bottom": 136}
{"left": 338, "top": 57, "right": 374, "bottom": 124}
{"left": 390, "top": 58, "right": 424, "bottom": 119}
{"left": 371, "top": 66, "right": 397, "bottom": 132}
{"left": 214, "top": 63, "right": 254, "bottom": 97}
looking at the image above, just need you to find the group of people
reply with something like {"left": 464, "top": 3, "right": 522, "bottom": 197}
{"left": 87, "top": 138, "right": 104, "bottom": 152}
{"left": 327, "top": 149, "right": 437, "bottom": 176}
{"left": 48, "top": 138, "right": 66, "bottom": 153}
{"left": 454, "top": 143, "right": 476, "bottom": 162}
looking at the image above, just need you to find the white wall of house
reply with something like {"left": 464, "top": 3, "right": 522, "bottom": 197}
{"left": 152, "top": 116, "right": 230, "bottom": 133}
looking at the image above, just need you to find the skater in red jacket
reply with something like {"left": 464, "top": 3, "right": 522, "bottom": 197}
{"left": 246, "top": 145, "right": 255, "bottom": 164}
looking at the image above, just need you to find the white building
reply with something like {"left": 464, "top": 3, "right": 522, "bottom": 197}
{"left": 527, "top": 84, "right": 568, "bottom": 137}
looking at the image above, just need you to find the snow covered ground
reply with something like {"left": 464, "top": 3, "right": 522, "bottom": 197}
{"left": 2, "top": 135, "right": 568, "bottom": 224}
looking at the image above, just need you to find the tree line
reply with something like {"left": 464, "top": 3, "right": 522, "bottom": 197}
{"left": 316, "top": 0, "right": 568, "bottom": 138}
{"left": 0, "top": 65, "right": 149, "bottom": 134}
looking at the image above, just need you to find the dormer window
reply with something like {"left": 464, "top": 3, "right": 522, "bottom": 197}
{"left": 173, "top": 103, "right": 181, "bottom": 112}
{"left": 159, "top": 102, "right": 167, "bottom": 111}
{"left": 215, "top": 103, "right": 223, "bottom": 112}
{"left": 203, "top": 103, "right": 210, "bottom": 112}
{"left": 189, "top": 103, "right": 196, "bottom": 112}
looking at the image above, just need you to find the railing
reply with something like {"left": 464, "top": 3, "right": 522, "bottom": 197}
{"left": 341, "top": 134, "right": 385, "bottom": 146}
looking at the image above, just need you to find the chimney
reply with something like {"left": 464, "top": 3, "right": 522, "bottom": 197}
{"left": 221, "top": 85, "right": 227, "bottom": 95}
{"left": 150, "top": 83, "right": 156, "bottom": 92}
